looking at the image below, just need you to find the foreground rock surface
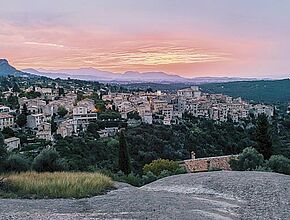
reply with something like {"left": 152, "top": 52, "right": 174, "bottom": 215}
{"left": 1, "top": 171, "right": 289, "bottom": 220}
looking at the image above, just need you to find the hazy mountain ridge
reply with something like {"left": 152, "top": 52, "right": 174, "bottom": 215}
{"left": 22, "top": 67, "right": 258, "bottom": 83}
{"left": 0, "top": 58, "right": 265, "bottom": 83}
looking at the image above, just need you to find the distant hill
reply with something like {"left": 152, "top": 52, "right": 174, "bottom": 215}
{"left": 23, "top": 68, "right": 188, "bottom": 82}
{"left": 23, "top": 68, "right": 71, "bottom": 79}
{"left": 122, "top": 82, "right": 195, "bottom": 92}
{"left": 200, "top": 79, "right": 290, "bottom": 103}
{"left": 23, "top": 67, "right": 257, "bottom": 83}
{"left": 0, "top": 59, "right": 30, "bottom": 77}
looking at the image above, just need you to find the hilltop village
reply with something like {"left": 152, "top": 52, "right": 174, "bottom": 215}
{"left": 1, "top": 75, "right": 290, "bottom": 185}
{"left": 0, "top": 77, "right": 274, "bottom": 151}
{"left": 104, "top": 86, "right": 273, "bottom": 126}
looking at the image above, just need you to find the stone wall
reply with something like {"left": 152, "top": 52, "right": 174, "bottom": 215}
{"left": 181, "top": 155, "right": 237, "bottom": 172}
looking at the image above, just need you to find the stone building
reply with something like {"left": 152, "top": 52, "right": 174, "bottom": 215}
{"left": 181, "top": 151, "right": 238, "bottom": 172}
{"left": 36, "top": 122, "right": 52, "bottom": 141}
{"left": 4, "top": 137, "right": 20, "bottom": 151}
{"left": 0, "top": 113, "right": 14, "bottom": 130}
{"left": 57, "top": 119, "right": 74, "bottom": 137}
{"left": 27, "top": 114, "right": 46, "bottom": 129}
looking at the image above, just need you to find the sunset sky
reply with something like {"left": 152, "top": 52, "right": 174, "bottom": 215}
{"left": 1, "top": 0, "right": 290, "bottom": 78}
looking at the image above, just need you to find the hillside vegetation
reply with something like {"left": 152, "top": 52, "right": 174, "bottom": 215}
{"left": 200, "top": 79, "right": 290, "bottom": 104}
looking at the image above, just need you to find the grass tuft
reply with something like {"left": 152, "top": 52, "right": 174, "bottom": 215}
{"left": 0, "top": 172, "right": 114, "bottom": 199}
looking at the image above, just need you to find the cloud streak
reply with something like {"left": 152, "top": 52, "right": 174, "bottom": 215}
{"left": 24, "top": 41, "right": 65, "bottom": 48}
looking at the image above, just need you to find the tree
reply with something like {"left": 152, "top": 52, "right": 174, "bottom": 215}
{"left": 16, "top": 114, "right": 27, "bottom": 127}
{"left": 0, "top": 132, "right": 7, "bottom": 172}
{"left": 267, "top": 155, "right": 290, "bottom": 175}
{"left": 118, "top": 129, "right": 131, "bottom": 174}
{"left": 77, "top": 91, "right": 84, "bottom": 101}
{"left": 57, "top": 106, "right": 68, "bottom": 118}
{"left": 7, "top": 95, "right": 19, "bottom": 109}
{"left": 0, "top": 132, "right": 5, "bottom": 149}
{"left": 98, "top": 111, "right": 121, "bottom": 120}
{"left": 143, "top": 159, "right": 180, "bottom": 176}
{"left": 127, "top": 111, "right": 141, "bottom": 120}
{"left": 58, "top": 87, "right": 65, "bottom": 97}
{"left": 22, "top": 103, "right": 28, "bottom": 115}
{"left": 229, "top": 147, "right": 264, "bottom": 171}
{"left": 12, "top": 83, "right": 21, "bottom": 93}
{"left": 50, "top": 116, "right": 57, "bottom": 133}
{"left": 87, "top": 123, "right": 100, "bottom": 138}
{"left": 255, "top": 114, "right": 273, "bottom": 159}
{"left": 95, "top": 100, "right": 106, "bottom": 112}
{"left": 5, "top": 154, "right": 30, "bottom": 172}
{"left": 32, "top": 148, "right": 65, "bottom": 172}
{"left": 2, "top": 127, "right": 15, "bottom": 139}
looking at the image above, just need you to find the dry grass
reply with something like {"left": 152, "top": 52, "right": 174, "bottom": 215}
{"left": 0, "top": 172, "right": 114, "bottom": 199}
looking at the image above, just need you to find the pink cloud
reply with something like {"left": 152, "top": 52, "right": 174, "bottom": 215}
{"left": 0, "top": 19, "right": 282, "bottom": 77}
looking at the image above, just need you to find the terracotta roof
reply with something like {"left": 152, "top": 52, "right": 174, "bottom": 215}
{"left": 0, "top": 113, "right": 13, "bottom": 119}
{"left": 182, "top": 155, "right": 238, "bottom": 172}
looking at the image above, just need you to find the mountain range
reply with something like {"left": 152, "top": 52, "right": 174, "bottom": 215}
{"left": 1, "top": 58, "right": 260, "bottom": 83}
{"left": 22, "top": 67, "right": 258, "bottom": 84}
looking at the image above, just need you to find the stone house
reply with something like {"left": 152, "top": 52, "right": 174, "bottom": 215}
{"left": 57, "top": 119, "right": 74, "bottom": 137}
{"left": 27, "top": 113, "right": 46, "bottom": 129}
{"left": 4, "top": 137, "right": 20, "bottom": 151}
{"left": 36, "top": 122, "right": 52, "bottom": 141}
{"left": 0, "top": 113, "right": 14, "bottom": 130}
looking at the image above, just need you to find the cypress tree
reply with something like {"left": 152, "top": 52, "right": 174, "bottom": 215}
{"left": 118, "top": 129, "right": 131, "bottom": 174}
{"left": 255, "top": 114, "right": 273, "bottom": 159}
{"left": 22, "top": 103, "right": 28, "bottom": 115}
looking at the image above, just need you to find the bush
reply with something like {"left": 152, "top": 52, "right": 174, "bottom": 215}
{"left": 0, "top": 172, "right": 113, "bottom": 198}
{"left": 158, "top": 170, "right": 171, "bottom": 178}
{"left": 230, "top": 147, "right": 264, "bottom": 171}
{"left": 32, "top": 148, "right": 65, "bottom": 172}
{"left": 174, "top": 167, "right": 187, "bottom": 175}
{"left": 143, "top": 159, "right": 180, "bottom": 176}
{"left": 5, "top": 154, "right": 30, "bottom": 172}
{"left": 267, "top": 155, "right": 290, "bottom": 175}
{"left": 123, "top": 172, "right": 142, "bottom": 186}
{"left": 142, "top": 171, "right": 157, "bottom": 184}
{"left": 254, "top": 165, "right": 272, "bottom": 172}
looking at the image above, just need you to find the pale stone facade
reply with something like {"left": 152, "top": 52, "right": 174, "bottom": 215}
{"left": 0, "top": 113, "right": 14, "bottom": 130}
{"left": 27, "top": 114, "right": 46, "bottom": 129}
{"left": 4, "top": 137, "right": 20, "bottom": 151}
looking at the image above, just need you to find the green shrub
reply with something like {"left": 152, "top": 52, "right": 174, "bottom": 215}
{"left": 32, "top": 148, "right": 65, "bottom": 172}
{"left": 254, "top": 165, "right": 272, "bottom": 172}
{"left": 142, "top": 171, "right": 157, "bottom": 184}
{"left": 143, "top": 159, "right": 180, "bottom": 176}
{"left": 174, "top": 167, "right": 187, "bottom": 175}
{"left": 208, "top": 167, "right": 222, "bottom": 172}
{"left": 124, "top": 172, "right": 142, "bottom": 186}
{"left": 158, "top": 170, "right": 171, "bottom": 178}
{"left": 5, "top": 154, "right": 30, "bottom": 172}
{"left": 267, "top": 155, "right": 290, "bottom": 175}
{"left": 230, "top": 147, "right": 264, "bottom": 171}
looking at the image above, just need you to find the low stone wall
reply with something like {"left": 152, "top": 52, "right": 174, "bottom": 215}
{"left": 181, "top": 155, "right": 237, "bottom": 172}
